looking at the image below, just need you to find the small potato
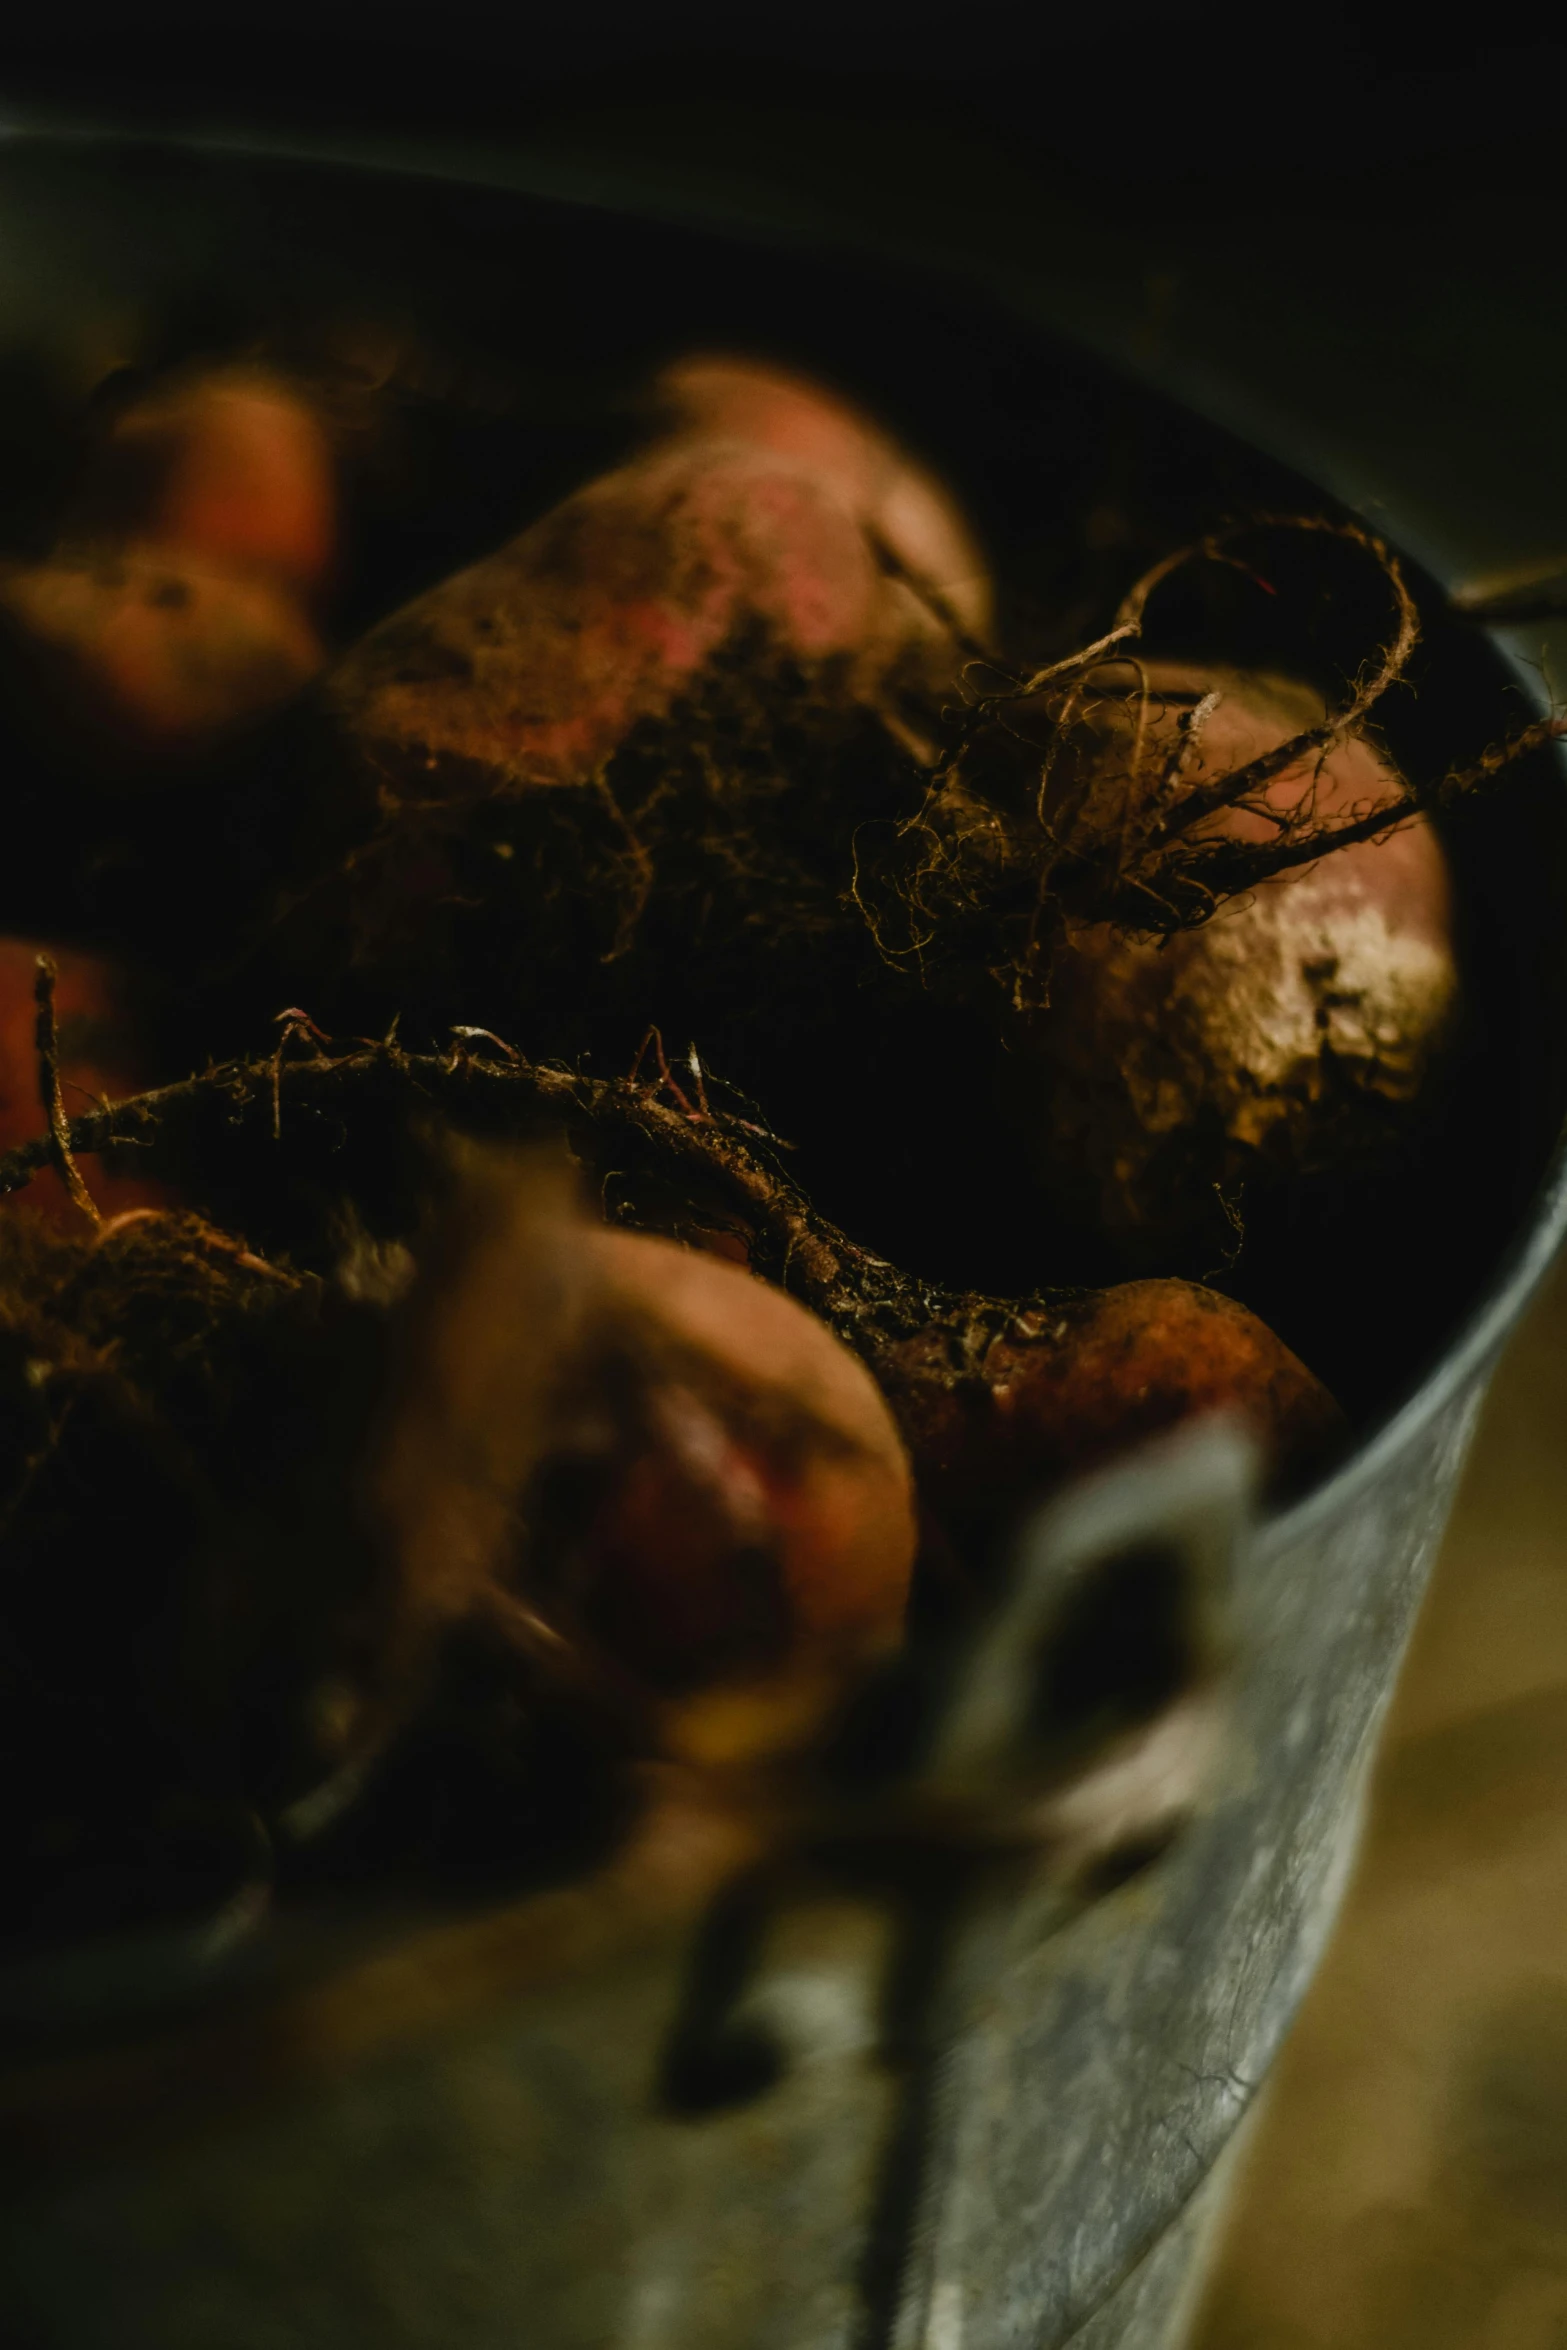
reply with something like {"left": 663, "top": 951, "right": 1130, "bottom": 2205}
{"left": 85, "top": 368, "right": 337, "bottom": 597}
{"left": 325, "top": 359, "right": 993, "bottom": 812}
{"left": 1008, "top": 663, "right": 1458, "bottom": 1263}
{"left": 870, "top": 1275, "right": 1345, "bottom": 1534}
{"left": 0, "top": 544, "right": 323, "bottom": 779}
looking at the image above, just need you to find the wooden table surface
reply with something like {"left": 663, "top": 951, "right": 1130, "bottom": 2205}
{"left": 1194, "top": 1257, "right": 1567, "bottom": 2348}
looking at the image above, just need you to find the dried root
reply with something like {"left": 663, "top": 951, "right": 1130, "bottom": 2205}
{"left": 852, "top": 516, "right": 1563, "bottom": 1015}
{"left": 272, "top": 629, "right": 925, "bottom": 1039}
{"left": 0, "top": 1030, "right": 1345, "bottom": 1523}
{"left": 248, "top": 508, "right": 1565, "bottom": 1127}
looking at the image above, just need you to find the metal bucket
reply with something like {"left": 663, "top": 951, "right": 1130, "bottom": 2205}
{"left": 0, "top": 130, "right": 1562, "bottom": 2350}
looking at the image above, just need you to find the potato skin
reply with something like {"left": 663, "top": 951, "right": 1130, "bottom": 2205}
{"left": 652, "top": 354, "right": 993, "bottom": 642}
{"left": 1011, "top": 663, "right": 1458, "bottom": 1264}
{"left": 568, "top": 1230, "right": 917, "bottom": 1765}
{"left": 366, "top": 1173, "right": 916, "bottom": 1772}
{"left": 88, "top": 369, "right": 337, "bottom": 596}
{"left": 325, "top": 356, "right": 990, "bottom": 808}
{"left": 868, "top": 1276, "right": 1345, "bottom": 1531}
{"left": 0, "top": 368, "right": 333, "bottom": 782}
{"left": 326, "top": 422, "right": 981, "bottom": 805}
{"left": 588, "top": 1228, "right": 915, "bottom": 1648}
{"left": 0, "top": 546, "right": 322, "bottom": 776}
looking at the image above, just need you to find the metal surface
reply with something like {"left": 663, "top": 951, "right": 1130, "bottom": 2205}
{"left": 0, "top": 130, "right": 1563, "bottom": 2350}
{"left": 0, "top": 1377, "right": 1509, "bottom": 2348}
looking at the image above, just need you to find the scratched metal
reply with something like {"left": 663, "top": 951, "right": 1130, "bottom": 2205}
{"left": 0, "top": 1376, "right": 1517, "bottom": 2350}
{"left": 892, "top": 1384, "right": 1488, "bottom": 2350}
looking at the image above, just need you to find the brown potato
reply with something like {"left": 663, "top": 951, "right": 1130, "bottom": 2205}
{"left": 326, "top": 420, "right": 987, "bottom": 805}
{"left": 867, "top": 1274, "right": 1345, "bottom": 1535}
{"left": 324, "top": 354, "right": 991, "bottom": 815}
{"left": 1006, "top": 662, "right": 1458, "bottom": 1263}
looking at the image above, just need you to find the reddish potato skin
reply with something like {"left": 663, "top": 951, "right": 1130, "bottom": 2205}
{"left": 668, "top": 1223, "right": 1342, "bottom": 1527}
{"left": 1079, "top": 661, "right": 1452, "bottom": 949}
{"left": 653, "top": 355, "right": 993, "bottom": 641}
{"left": 0, "top": 368, "right": 333, "bottom": 781}
{"left": 0, "top": 941, "right": 170, "bottom": 1224}
{"left": 89, "top": 371, "right": 337, "bottom": 597}
{"left": 0, "top": 547, "right": 323, "bottom": 777}
{"left": 1014, "top": 663, "right": 1458, "bottom": 1263}
{"left": 861, "top": 1278, "right": 1343, "bottom": 1531}
{"left": 367, "top": 1173, "right": 916, "bottom": 1771}
{"left": 583, "top": 1228, "right": 915, "bottom": 1687}
{"left": 326, "top": 385, "right": 992, "bottom": 800}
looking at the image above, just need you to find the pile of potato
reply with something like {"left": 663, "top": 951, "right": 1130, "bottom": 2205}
{"left": 0, "top": 340, "right": 1467, "bottom": 1928}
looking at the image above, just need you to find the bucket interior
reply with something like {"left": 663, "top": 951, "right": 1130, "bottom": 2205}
{"left": 0, "top": 137, "right": 1558, "bottom": 1438}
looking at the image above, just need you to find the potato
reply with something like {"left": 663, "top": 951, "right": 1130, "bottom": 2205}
{"left": 591, "top": 1135, "right": 1345, "bottom": 1528}
{"left": 868, "top": 1274, "right": 1345, "bottom": 1535}
{"left": 1006, "top": 662, "right": 1458, "bottom": 1263}
{"left": 84, "top": 366, "right": 337, "bottom": 596}
{"left": 652, "top": 354, "right": 993, "bottom": 641}
{"left": 571, "top": 1228, "right": 916, "bottom": 1764}
{"left": 324, "top": 363, "right": 992, "bottom": 805}
{"left": 0, "top": 545, "right": 322, "bottom": 777}
{"left": 366, "top": 1156, "right": 917, "bottom": 1771}
{"left": 0, "top": 366, "right": 334, "bottom": 781}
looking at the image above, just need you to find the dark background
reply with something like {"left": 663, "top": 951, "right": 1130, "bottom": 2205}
{"left": 3, "top": 13, "right": 1564, "bottom": 189}
{"left": 5, "top": 10, "right": 1562, "bottom": 601}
